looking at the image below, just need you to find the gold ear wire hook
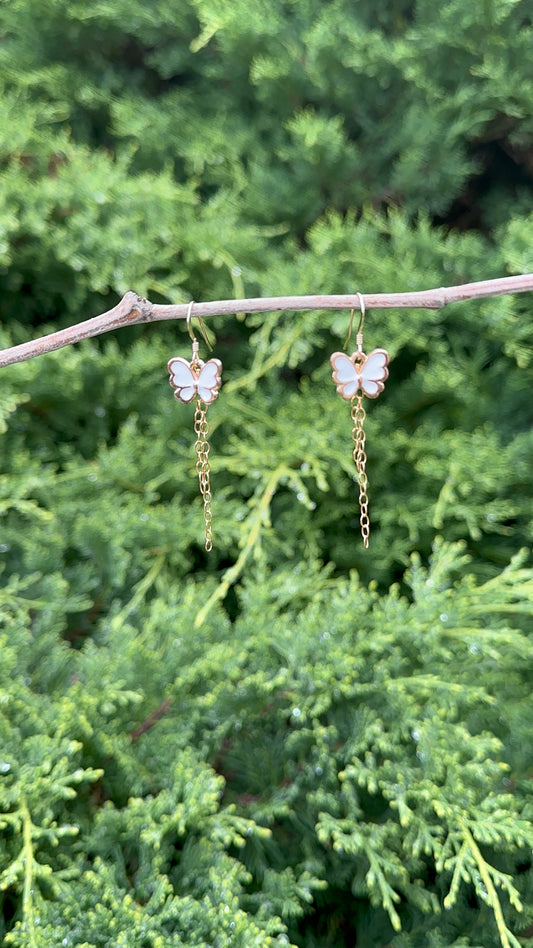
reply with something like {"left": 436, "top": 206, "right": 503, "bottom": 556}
{"left": 186, "top": 300, "right": 212, "bottom": 352}
{"left": 186, "top": 301, "right": 200, "bottom": 362}
{"left": 198, "top": 316, "right": 213, "bottom": 351}
{"left": 343, "top": 293, "right": 365, "bottom": 351}
{"left": 186, "top": 301, "right": 196, "bottom": 341}
{"left": 355, "top": 292, "right": 365, "bottom": 353}
{"left": 343, "top": 308, "right": 356, "bottom": 350}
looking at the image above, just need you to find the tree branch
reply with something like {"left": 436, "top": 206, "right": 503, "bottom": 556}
{"left": 0, "top": 273, "right": 532, "bottom": 367}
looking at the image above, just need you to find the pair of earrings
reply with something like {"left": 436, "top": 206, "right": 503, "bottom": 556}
{"left": 168, "top": 296, "right": 389, "bottom": 552}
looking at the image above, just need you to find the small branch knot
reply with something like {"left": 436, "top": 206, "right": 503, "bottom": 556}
{"left": 124, "top": 292, "right": 153, "bottom": 321}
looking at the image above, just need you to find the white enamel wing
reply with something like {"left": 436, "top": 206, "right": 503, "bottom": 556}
{"left": 330, "top": 348, "right": 389, "bottom": 400}
{"left": 168, "top": 357, "right": 222, "bottom": 405}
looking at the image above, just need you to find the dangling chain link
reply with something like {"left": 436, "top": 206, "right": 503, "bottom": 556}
{"left": 351, "top": 394, "right": 370, "bottom": 549}
{"left": 194, "top": 398, "right": 213, "bottom": 552}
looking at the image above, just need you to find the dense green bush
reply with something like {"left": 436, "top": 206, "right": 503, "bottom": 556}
{"left": 1, "top": 0, "right": 533, "bottom": 945}
{"left": 2, "top": 542, "right": 533, "bottom": 946}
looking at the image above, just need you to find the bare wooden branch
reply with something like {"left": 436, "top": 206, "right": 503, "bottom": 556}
{"left": 0, "top": 273, "right": 532, "bottom": 368}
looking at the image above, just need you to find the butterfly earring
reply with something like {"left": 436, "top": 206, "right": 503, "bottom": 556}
{"left": 330, "top": 294, "right": 389, "bottom": 549}
{"left": 168, "top": 302, "right": 222, "bottom": 552}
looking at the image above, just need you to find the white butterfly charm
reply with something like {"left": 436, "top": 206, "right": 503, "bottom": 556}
{"left": 168, "top": 357, "right": 222, "bottom": 405}
{"left": 330, "top": 348, "right": 389, "bottom": 400}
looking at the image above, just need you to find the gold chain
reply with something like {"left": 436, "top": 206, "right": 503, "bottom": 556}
{"left": 193, "top": 398, "right": 213, "bottom": 552}
{"left": 351, "top": 394, "right": 370, "bottom": 549}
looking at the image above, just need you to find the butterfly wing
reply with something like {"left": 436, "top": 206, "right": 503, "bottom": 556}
{"left": 196, "top": 359, "right": 223, "bottom": 405}
{"left": 359, "top": 349, "right": 389, "bottom": 398}
{"left": 168, "top": 357, "right": 197, "bottom": 403}
{"left": 330, "top": 352, "right": 360, "bottom": 400}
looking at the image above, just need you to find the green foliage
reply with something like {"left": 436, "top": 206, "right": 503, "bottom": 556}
{"left": 1, "top": 0, "right": 533, "bottom": 945}
{"left": 2, "top": 544, "right": 533, "bottom": 946}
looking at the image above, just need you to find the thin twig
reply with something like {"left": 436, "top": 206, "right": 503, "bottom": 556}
{"left": 0, "top": 273, "right": 532, "bottom": 367}
{"left": 130, "top": 697, "right": 172, "bottom": 742}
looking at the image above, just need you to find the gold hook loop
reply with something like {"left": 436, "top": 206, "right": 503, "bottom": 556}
{"left": 355, "top": 292, "right": 365, "bottom": 353}
{"left": 186, "top": 301, "right": 196, "bottom": 342}
{"left": 186, "top": 300, "right": 213, "bottom": 352}
{"left": 343, "top": 292, "right": 365, "bottom": 351}
{"left": 343, "top": 308, "right": 355, "bottom": 350}
{"left": 198, "top": 315, "right": 213, "bottom": 351}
